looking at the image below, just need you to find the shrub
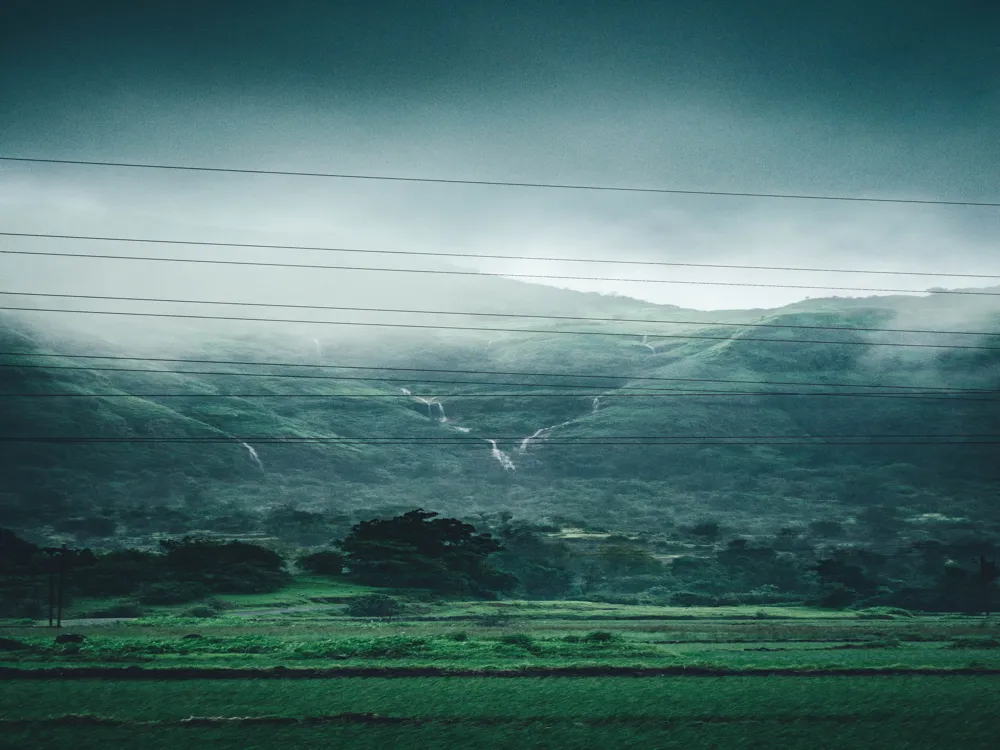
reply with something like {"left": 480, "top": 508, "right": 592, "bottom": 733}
{"left": 355, "top": 636, "right": 428, "bottom": 658}
{"left": 0, "top": 598, "right": 44, "bottom": 620}
{"left": 202, "top": 597, "right": 235, "bottom": 611}
{"left": 183, "top": 605, "right": 221, "bottom": 618}
{"left": 950, "top": 637, "right": 1000, "bottom": 649}
{"left": 81, "top": 601, "right": 145, "bottom": 618}
{"left": 444, "top": 631, "right": 469, "bottom": 642}
{"left": 475, "top": 611, "right": 513, "bottom": 627}
{"left": 297, "top": 550, "right": 346, "bottom": 576}
{"left": 855, "top": 606, "right": 913, "bottom": 619}
{"left": 498, "top": 633, "right": 538, "bottom": 651}
{"left": 345, "top": 594, "right": 403, "bottom": 618}
{"left": 669, "top": 591, "right": 719, "bottom": 606}
{"left": 581, "top": 631, "right": 617, "bottom": 643}
{"left": 818, "top": 585, "right": 856, "bottom": 609}
{"left": 137, "top": 581, "right": 208, "bottom": 605}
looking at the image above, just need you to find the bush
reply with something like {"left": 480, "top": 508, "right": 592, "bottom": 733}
{"left": 855, "top": 606, "right": 913, "bottom": 619}
{"left": 137, "top": 581, "right": 208, "bottom": 605}
{"left": 297, "top": 550, "right": 346, "bottom": 576}
{"left": 581, "top": 630, "right": 617, "bottom": 643}
{"left": 818, "top": 585, "right": 856, "bottom": 609}
{"left": 669, "top": 591, "right": 719, "bottom": 606}
{"left": 444, "top": 631, "right": 469, "bottom": 642}
{"left": 345, "top": 594, "right": 403, "bottom": 618}
{"left": 355, "top": 636, "right": 428, "bottom": 658}
{"left": 475, "top": 609, "right": 514, "bottom": 627}
{"left": 0, "top": 598, "right": 44, "bottom": 620}
{"left": 183, "top": 605, "right": 221, "bottom": 618}
{"left": 202, "top": 597, "right": 235, "bottom": 611}
{"left": 498, "top": 633, "right": 538, "bottom": 652}
{"left": 80, "top": 600, "right": 145, "bottom": 618}
{"left": 950, "top": 637, "right": 1000, "bottom": 649}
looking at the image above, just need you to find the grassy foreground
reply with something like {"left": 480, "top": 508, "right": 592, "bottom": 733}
{"left": 3, "top": 677, "right": 999, "bottom": 749}
{"left": 4, "top": 596, "right": 1000, "bottom": 748}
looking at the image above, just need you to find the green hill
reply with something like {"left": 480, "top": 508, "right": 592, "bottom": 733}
{"left": 2, "top": 280, "right": 999, "bottom": 543}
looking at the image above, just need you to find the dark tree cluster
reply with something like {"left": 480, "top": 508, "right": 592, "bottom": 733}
{"left": 0, "top": 528, "right": 291, "bottom": 613}
{"left": 339, "top": 509, "right": 516, "bottom": 595}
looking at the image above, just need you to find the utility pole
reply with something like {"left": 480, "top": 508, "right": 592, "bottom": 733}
{"left": 980, "top": 555, "right": 998, "bottom": 618}
{"left": 56, "top": 545, "right": 67, "bottom": 628}
{"left": 48, "top": 566, "right": 55, "bottom": 627}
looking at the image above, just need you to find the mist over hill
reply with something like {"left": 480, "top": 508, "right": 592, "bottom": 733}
{"left": 2, "top": 276, "right": 998, "bottom": 546}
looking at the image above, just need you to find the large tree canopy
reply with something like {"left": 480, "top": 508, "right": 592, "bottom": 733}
{"left": 340, "top": 509, "right": 516, "bottom": 595}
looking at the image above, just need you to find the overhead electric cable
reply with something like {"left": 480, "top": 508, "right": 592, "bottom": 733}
{"left": 2, "top": 156, "right": 998, "bottom": 207}
{"left": 2, "top": 290, "right": 997, "bottom": 338}
{"left": 1, "top": 434, "right": 994, "bottom": 440}
{"left": 7, "top": 437, "right": 998, "bottom": 446}
{"left": 2, "top": 305, "right": 998, "bottom": 350}
{"left": 4, "top": 249, "right": 1000, "bottom": 297}
{"left": 3, "top": 231, "right": 999, "bottom": 280}
{"left": 2, "top": 352, "right": 993, "bottom": 393}
{"left": 2, "top": 391, "right": 994, "bottom": 401}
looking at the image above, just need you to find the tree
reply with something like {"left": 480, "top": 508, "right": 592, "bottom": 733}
{"left": 0, "top": 528, "right": 39, "bottom": 572}
{"left": 159, "top": 537, "right": 290, "bottom": 593}
{"left": 298, "top": 550, "right": 346, "bottom": 576}
{"left": 492, "top": 521, "right": 573, "bottom": 598}
{"left": 596, "top": 542, "right": 662, "bottom": 577}
{"left": 687, "top": 520, "right": 721, "bottom": 542}
{"left": 340, "top": 509, "right": 516, "bottom": 595}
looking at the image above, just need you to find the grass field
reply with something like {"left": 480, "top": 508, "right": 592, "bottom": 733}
{"left": 4, "top": 594, "right": 1000, "bottom": 748}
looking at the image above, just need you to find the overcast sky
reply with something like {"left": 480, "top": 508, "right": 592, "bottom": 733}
{"left": 0, "top": 0, "right": 998, "bottom": 314}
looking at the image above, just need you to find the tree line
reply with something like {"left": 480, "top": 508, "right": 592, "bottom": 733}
{"left": 2, "top": 509, "right": 998, "bottom": 618}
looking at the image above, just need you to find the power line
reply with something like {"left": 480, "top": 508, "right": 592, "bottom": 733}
{"left": 6, "top": 437, "right": 997, "bottom": 446}
{"left": 2, "top": 352, "right": 996, "bottom": 393}
{"left": 2, "top": 362, "right": 994, "bottom": 400}
{"left": 4, "top": 305, "right": 999, "bottom": 350}
{"left": 4, "top": 248, "right": 1000, "bottom": 297}
{"left": 3, "top": 156, "right": 999, "bottom": 208}
{"left": 3, "top": 290, "right": 997, "bottom": 338}
{"left": 4, "top": 231, "right": 999, "bottom": 280}
{"left": 10, "top": 434, "right": 994, "bottom": 440}
{"left": 3, "top": 392, "right": 994, "bottom": 401}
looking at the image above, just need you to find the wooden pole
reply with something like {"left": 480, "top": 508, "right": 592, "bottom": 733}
{"left": 48, "top": 569, "right": 55, "bottom": 627}
{"left": 56, "top": 547, "right": 66, "bottom": 629}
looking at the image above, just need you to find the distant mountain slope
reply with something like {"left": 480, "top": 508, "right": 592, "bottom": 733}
{"left": 2, "top": 282, "right": 998, "bottom": 538}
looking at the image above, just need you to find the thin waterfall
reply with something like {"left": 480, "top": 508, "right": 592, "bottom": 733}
{"left": 241, "top": 442, "right": 264, "bottom": 470}
{"left": 487, "top": 439, "right": 516, "bottom": 471}
{"left": 518, "top": 419, "right": 574, "bottom": 454}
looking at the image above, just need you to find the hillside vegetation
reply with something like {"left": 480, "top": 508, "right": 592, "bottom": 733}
{"left": 2, "top": 279, "right": 999, "bottom": 546}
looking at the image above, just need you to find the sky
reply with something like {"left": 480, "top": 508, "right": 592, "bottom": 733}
{"left": 0, "top": 0, "right": 998, "bottom": 316}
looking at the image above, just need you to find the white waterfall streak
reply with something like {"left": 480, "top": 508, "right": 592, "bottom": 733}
{"left": 518, "top": 420, "right": 574, "bottom": 454}
{"left": 241, "top": 442, "right": 264, "bottom": 469}
{"left": 412, "top": 395, "right": 447, "bottom": 422}
{"left": 518, "top": 427, "right": 549, "bottom": 454}
{"left": 487, "top": 439, "right": 516, "bottom": 471}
